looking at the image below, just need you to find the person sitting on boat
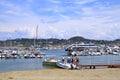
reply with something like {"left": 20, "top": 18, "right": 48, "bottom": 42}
{"left": 67, "top": 57, "right": 72, "bottom": 63}
{"left": 67, "top": 50, "right": 73, "bottom": 56}
{"left": 76, "top": 56, "right": 80, "bottom": 65}
{"left": 73, "top": 57, "right": 77, "bottom": 65}
{"left": 62, "top": 56, "right": 65, "bottom": 63}
{"left": 71, "top": 51, "right": 76, "bottom": 56}
{"left": 71, "top": 56, "right": 79, "bottom": 69}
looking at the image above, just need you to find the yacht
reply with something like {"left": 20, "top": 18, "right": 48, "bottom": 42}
{"left": 65, "top": 43, "right": 100, "bottom": 56}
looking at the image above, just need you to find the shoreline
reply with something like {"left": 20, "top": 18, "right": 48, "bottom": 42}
{"left": 0, "top": 68, "right": 120, "bottom": 80}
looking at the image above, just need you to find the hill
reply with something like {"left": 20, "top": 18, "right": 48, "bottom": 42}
{"left": 0, "top": 36, "right": 119, "bottom": 47}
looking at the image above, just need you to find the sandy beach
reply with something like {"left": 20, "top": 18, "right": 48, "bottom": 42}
{"left": 0, "top": 68, "right": 120, "bottom": 80}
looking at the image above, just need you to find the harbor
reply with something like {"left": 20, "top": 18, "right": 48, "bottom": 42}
{"left": 0, "top": 0, "right": 120, "bottom": 80}
{"left": 0, "top": 48, "right": 120, "bottom": 72}
{"left": 0, "top": 49, "right": 65, "bottom": 72}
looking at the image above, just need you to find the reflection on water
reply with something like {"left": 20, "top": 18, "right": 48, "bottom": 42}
{"left": 0, "top": 49, "right": 120, "bottom": 72}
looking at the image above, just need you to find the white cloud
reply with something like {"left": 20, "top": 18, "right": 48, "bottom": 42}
{"left": 0, "top": 0, "right": 120, "bottom": 40}
{"left": 74, "top": 0, "right": 97, "bottom": 5}
{"left": 48, "top": 0, "right": 61, "bottom": 4}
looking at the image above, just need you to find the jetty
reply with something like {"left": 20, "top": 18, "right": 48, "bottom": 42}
{"left": 77, "top": 64, "right": 120, "bottom": 69}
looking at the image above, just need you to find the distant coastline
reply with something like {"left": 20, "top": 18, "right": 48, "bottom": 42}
{"left": 0, "top": 36, "right": 120, "bottom": 48}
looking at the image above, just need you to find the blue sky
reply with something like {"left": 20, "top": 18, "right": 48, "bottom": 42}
{"left": 0, "top": 0, "right": 120, "bottom": 40}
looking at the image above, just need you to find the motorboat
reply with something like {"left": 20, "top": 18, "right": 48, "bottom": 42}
{"left": 42, "top": 55, "right": 57, "bottom": 66}
{"left": 56, "top": 56, "right": 79, "bottom": 69}
{"left": 43, "top": 59, "right": 57, "bottom": 66}
{"left": 56, "top": 61, "right": 72, "bottom": 69}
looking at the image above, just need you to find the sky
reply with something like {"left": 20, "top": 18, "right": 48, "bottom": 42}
{"left": 0, "top": 0, "right": 120, "bottom": 40}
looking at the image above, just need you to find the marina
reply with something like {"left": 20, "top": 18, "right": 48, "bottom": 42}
{"left": 0, "top": 49, "right": 64, "bottom": 72}
{"left": 0, "top": 47, "right": 45, "bottom": 59}
{"left": 0, "top": 0, "right": 120, "bottom": 80}
{"left": 0, "top": 48, "right": 120, "bottom": 72}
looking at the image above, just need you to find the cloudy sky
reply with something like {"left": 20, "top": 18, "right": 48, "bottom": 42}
{"left": 0, "top": 0, "right": 120, "bottom": 40}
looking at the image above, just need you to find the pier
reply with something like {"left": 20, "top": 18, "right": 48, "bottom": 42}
{"left": 77, "top": 64, "right": 120, "bottom": 69}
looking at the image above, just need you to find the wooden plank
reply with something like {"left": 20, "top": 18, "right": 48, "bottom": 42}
{"left": 77, "top": 64, "right": 120, "bottom": 69}
{"left": 77, "top": 64, "right": 120, "bottom": 66}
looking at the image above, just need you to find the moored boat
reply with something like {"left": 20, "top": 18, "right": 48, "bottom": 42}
{"left": 56, "top": 56, "right": 79, "bottom": 69}
{"left": 42, "top": 55, "right": 57, "bottom": 66}
{"left": 56, "top": 61, "right": 71, "bottom": 69}
{"left": 65, "top": 43, "right": 101, "bottom": 56}
{"left": 43, "top": 59, "right": 57, "bottom": 66}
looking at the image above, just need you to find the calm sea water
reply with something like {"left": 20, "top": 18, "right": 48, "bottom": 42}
{"left": 0, "top": 49, "right": 120, "bottom": 72}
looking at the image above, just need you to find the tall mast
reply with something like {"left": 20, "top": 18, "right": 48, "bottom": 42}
{"left": 36, "top": 25, "right": 38, "bottom": 41}
{"left": 34, "top": 25, "right": 38, "bottom": 47}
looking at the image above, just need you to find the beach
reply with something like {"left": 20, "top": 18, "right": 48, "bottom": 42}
{"left": 0, "top": 68, "right": 120, "bottom": 80}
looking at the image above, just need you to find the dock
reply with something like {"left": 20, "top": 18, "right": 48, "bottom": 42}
{"left": 77, "top": 64, "right": 120, "bottom": 69}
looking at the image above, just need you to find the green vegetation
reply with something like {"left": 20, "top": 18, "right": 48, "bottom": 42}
{"left": 0, "top": 36, "right": 119, "bottom": 47}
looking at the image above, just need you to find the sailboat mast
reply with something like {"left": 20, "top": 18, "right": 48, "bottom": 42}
{"left": 36, "top": 25, "right": 38, "bottom": 47}
{"left": 36, "top": 25, "right": 38, "bottom": 41}
{"left": 34, "top": 25, "right": 38, "bottom": 47}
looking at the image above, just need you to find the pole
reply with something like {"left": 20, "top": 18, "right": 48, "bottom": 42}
{"left": 34, "top": 25, "right": 38, "bottom": 47}
{"left": 36, "top": 25, "right": 38, "bottom": 47}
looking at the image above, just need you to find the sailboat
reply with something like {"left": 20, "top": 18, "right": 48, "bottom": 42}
{"left": 32, "top": 26, "right": 45, "bottom": 58}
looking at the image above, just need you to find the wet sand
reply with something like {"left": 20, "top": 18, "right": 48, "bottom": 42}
{"left": 0, "top": 68, "right": 120, "bottom": 80}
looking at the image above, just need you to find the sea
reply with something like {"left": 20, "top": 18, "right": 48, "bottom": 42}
{"left": 0, "top": 49, "right": 120, "bottom": 72}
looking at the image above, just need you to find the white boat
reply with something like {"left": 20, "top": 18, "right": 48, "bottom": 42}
{"left": 56, "top": 56, "right": 79, "bottom": 69}
{"left": 43, "top": 59, "right": 57, "bottom": 66}
{"left": 42, "top": 55, "right": 57, "bottom": 66}
{"left": 112, "top": 52, "right": 119, "bottom": 55}
{"left": 65, "top": 43, "right": 100, "bottom": 56}
{"left": 89, "top": 52, "right": 102, "bottom": 56}
{"left": 56, "top": 61, "right": 72, "bottom": 69}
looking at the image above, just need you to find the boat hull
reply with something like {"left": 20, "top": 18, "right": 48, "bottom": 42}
{"left": 43, "top": 62, "right": 57, "bottom": 66}
{"left": 56, "top": 61, "right": 72, "bottom": 69}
